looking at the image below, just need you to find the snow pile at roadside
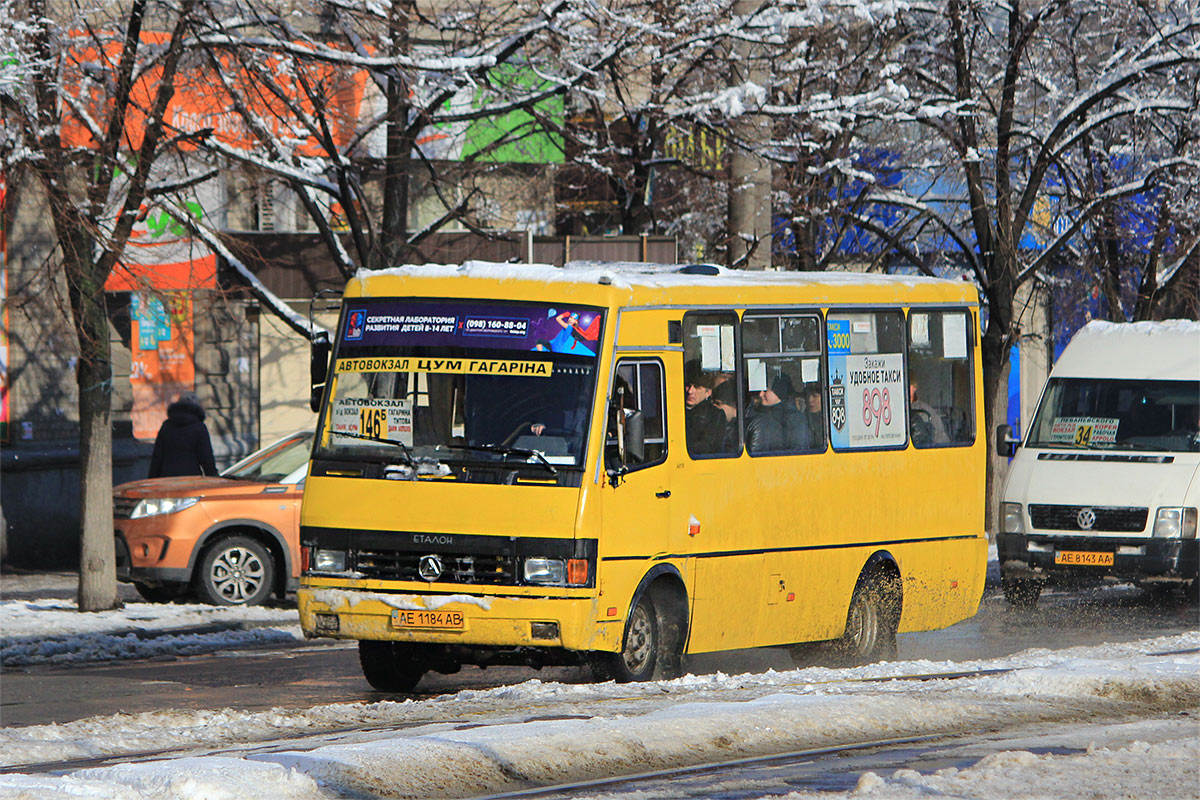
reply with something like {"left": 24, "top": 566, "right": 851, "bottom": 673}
{"left": 1, "top": 633, "right": 1197, "bottom": 800}
{"left": 1, "top": 598, "right": 300, "bottom": 667}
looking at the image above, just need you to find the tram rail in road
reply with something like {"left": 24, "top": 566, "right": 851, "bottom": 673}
{"left": 2, "top": 650, "right": 1194, "bottom": 779}
{"left": 0, "top": 665, "right": 1020, "bottom": 775}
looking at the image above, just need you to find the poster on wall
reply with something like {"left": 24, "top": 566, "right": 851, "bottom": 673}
{"left": 1, "top": 173, "right": 8, "bottom": 444}
{"left": 827, "top": 318, "right": 907, "bottom": 449}
{"left": 130, "top": 292, "right": 195, "bottom": 440}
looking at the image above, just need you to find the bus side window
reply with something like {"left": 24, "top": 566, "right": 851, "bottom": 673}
{"left": 907, "top": 309, "right": 976, "bottom": 447}
{"left": 742, "top": 313, "right": 824, "bottom": 456}
{"left": 682, "top": 312, "right": 740, "bottom": 458}
{"left": 606, "top": 360, "right": 667, "bottom": 470}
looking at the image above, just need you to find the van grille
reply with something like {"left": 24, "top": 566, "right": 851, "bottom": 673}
{"left": 1028, "top": 504, "right": 1148, "bottom": 533}
{"left": 354, "top": 549, "right": 518, "bottom": 585}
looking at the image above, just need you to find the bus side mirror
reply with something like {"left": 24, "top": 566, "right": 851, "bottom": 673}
{"left": 996, "top": 424, "right": 1019, "bottom": 457}
{"left": 624, "top": 410, "right": 645, "bottom": 463}
{"left": 310, "top": 333, "right": 330, "bottom": 413}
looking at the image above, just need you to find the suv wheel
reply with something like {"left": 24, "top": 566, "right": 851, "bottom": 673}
{"left": 195, "top": 535, "right": 274, "bottom": 606}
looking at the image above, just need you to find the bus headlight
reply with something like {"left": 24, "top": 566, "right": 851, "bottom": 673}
{"left": 523, "top": 558, "right": 566, "bottom": 584}
{"left": 1001, "top": 502, "right": 1024, "bottom": 534}
{"left": 1152, "top": 508, "right": 1198, "bottom": 539}
{"left": 130, "top": 497, "right": 198, "bottom": 519}
{"left": 313, "top": 549, "right": 348, "bottom": 571}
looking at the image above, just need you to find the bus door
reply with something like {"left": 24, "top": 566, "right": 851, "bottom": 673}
{"left": 599, "top": 357, "right": 681, "bottom": 609}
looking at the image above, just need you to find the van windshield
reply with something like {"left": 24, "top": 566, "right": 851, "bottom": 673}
{"left": 1027, "top": 378, "right": 1199, "bottom": 453}
{"left": 315, "top": 299, "right": 605, "bottom": 472}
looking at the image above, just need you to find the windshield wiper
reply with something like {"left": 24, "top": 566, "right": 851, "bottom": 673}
{"left": 435, "top": 443, "right": 558, "bottom": 476}
{"left": 331, "top": 430, "right": 416, "bottom": 465}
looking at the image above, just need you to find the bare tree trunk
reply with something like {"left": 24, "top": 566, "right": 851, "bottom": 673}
{"left": 980, "top": 268, "right": 1017, "bottom": 537}
{"left": 378, "top": 0, "right": 416, "bottom": 268}
{"left": 726, "top": 0, "right": 771, "bottom": 270}
{"left": 65, "top": 236, "right": 119, "bottom": 611}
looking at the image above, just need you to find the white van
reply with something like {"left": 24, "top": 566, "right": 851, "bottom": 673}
{"left": 996, "top": 320, "right": 1199, "bottom": 606}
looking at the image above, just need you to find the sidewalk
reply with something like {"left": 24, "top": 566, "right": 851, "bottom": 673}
{"left": 1, "top": 568, "right": 303, "bottom": 669}
{"left": 0, "top": 568, "right": 140, "bottom": 602}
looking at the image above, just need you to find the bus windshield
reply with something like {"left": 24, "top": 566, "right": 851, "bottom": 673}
{"left": 1027, "top": 378, "right": 1200, "bottom": 453}
{"left": 315, "top": 299, "right": 605, "bottom": 474}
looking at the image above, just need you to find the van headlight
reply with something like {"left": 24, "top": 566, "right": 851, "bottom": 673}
{"left": 1001, "top": 502, "right": 1024, "bottom": 534}
{"left": 1152, "top": 508, "right": 1198, "bottom": 539}
{"left": 130, "top": 497, "right": 198, "bottom": 519}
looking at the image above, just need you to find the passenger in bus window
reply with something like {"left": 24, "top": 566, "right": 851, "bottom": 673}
{"left": 802, "top": 384, "right": 825, "bottom": 449}
{"left": 710, "top": 380, "right": 740, "bottom": 453}
{"left": 685, "top": 364, "right": 725, "bottom": 455}
{"left": 746, "top": 377, "right": 789, "bottom": 453}
{"left": 773, "top": 375, "right": 812, "bottom": 451}
{"left": 910, "top": 378, "right": 949, "bottom": 445}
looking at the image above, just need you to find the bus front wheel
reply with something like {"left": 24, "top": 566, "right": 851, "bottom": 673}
{"left": 358, "top": 640, "right": 426, "bottom": 693}
{"left": 593, "top": 594, "right": 660, "bottom": 682}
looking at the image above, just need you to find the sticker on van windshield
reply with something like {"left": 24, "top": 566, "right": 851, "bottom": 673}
{"left": 331, "top": 397, "right": 413, "bottom": 446}
{"left": 1050, "top": 416, "right": 1119, "bottom": 446}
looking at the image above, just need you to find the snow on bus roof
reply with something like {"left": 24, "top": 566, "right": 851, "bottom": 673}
{"left": 356, "top": 260, "right": 958, "bottom": 290}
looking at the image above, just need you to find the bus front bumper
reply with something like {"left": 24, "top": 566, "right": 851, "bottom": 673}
{"left": 297, "top": 580, "right": 623, "bottom": 653}
{"left": 997, "top": 532, "right": 1199, "bottom": 586}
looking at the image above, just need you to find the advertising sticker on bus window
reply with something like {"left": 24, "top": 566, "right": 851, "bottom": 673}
{"left": 1049, "top": 416, "right": 1119, "bottom": 446}
{"left": 331, "top": 397, "right": 413, "bottom": 446}
{"left": 339, "top": 301, "right": 603, "bottom": 357}
{"left": 828, "top": 315, "right": 906, "bottom": 450}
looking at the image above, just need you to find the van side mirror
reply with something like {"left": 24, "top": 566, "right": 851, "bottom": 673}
{"left": 995, "top": 424, "right": 1019, "bottom": 458}
{"left": 310, "top": 332, "right": 330, "bottom": 413}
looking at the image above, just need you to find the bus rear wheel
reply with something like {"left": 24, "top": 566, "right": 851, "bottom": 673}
{"left": 358, "top": 640, "right": 426, "bottom": 693}
{"left": 831, "top": 574, "right": 899, "bottom": 666}
{"left": 593, "top": 594, "right": 660, "bottom": 682}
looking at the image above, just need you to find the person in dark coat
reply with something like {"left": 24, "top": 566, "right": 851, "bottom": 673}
{"left": 746, "top": 374, "right": 811, "bottom": 453}
{"left": 684, "top": 363, "right": 726, "bottom": 455}
{"left": 149, "top": 392, "right": 218, "bottom": 478}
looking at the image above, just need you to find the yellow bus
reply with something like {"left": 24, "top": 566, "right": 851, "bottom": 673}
{"left": 298, "top": 262, "right": 987, "bottom": 690}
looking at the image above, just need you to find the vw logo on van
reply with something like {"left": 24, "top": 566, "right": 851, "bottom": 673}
{"left": 1076, "top": 508, "right": 1097, "bottom": 530}
{"left": 418, "top": 554, "right": 444, "bottom": 582}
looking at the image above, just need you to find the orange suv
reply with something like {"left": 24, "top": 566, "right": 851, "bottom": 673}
{"left": 113, "top": 431, "right": 312, "bottom": 605}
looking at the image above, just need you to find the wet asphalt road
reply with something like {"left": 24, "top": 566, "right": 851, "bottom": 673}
{"left": 2, "top": 580, "right": 1196, "bottom": 728}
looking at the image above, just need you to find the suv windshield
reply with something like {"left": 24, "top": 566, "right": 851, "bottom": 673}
{"left": 315, "top": 299, "right": 604, "bottom": 476}
{"left": 1027, "top": 378, "right": 1199, "bottom": 453}
{"left": 223, "top": 432, "right": 314, "bottom": 483}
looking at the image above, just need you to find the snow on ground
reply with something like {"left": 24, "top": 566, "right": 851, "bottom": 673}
{"left": 0, "top": 630, "right": 1197, "bottom": 800}
{"left": 0, "top": 597, "right": 301, "bottom": 667}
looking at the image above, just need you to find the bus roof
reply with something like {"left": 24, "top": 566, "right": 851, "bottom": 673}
{"left": 1053, "top": 319, "right": 1200, "bottom": 381}
{"left": 348, "top": 260, "right": 978, "bottom": 307}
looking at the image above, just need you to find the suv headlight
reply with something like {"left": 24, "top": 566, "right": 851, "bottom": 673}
{"left": 1152, "top": 507, "right": 1198, "bottom": 539}
{"left": 130, "top": 497, "right": 198, "bottom": 519}
{"left": 1001, "top": 502, "right": 1024, "bottom": 534}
